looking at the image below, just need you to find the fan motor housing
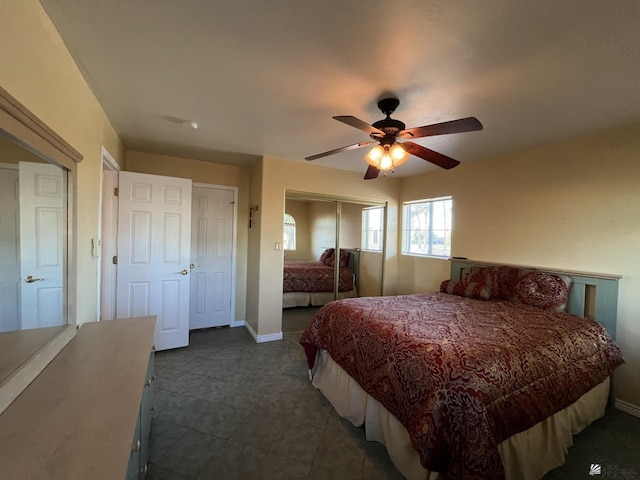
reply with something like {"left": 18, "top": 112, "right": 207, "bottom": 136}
{"left": 372, "top": 118, "right": 406, "bottom": 138}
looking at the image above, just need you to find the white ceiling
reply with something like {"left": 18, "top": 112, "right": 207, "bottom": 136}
{"left": 40, "top": 0, "right": 640, "bottom": 178}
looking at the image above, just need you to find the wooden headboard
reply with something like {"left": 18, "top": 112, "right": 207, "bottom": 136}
{"left": 450, "top": 260, "right": 621, "bottom": 338}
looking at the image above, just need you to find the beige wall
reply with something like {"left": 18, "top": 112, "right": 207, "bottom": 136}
{"left": 246, "top": 158, "right": 264, "bottom": 334}
{"left": 309, "top": 201, "right": 337, "bottom": 259}
{"left": 126, "top": 150, "right": 251, "bottom": 322}
{"left": 399, "top": 122, "right": 640, "bottom": 407}
{"left": 0, "top": 0, "right": 125, "bottom": 327}
{"left": 283, "top": 200, "right": 312, "bottom": 261}
{"left": 249, "top": 157, "right": 400, "bottom": 336}
{"left": 339, "top": 202, "right": 363, "bottom": 250}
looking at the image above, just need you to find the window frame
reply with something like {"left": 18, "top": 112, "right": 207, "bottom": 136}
{"left": 361, "top": 206, "right": 384, "bottom": 252}
{"left": 283, "top": 213, "right": 296, "bottom": 251}
{"left": 401, "top": 196, "right": 452, "bottom": 258}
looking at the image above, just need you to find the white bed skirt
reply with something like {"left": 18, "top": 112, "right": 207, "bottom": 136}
{"left": 282, "top": 288, "right": 358, "bottom": 309}
{"left": 312, "top": 350, "right": 609, "bottom": 480}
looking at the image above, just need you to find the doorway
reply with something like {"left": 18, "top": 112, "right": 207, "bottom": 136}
{"left": 99, "top": 147, "right": 120, "bottom": 321}
{"left": 189, "top": 184, "right": 237, "bottom": 329}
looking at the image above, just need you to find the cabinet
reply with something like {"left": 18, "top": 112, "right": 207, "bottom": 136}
{"left": 127, "top": 349, "right": 155, "bottom": 479}
{"left": 0, "top": 316, "right": 156, "bottom": 480}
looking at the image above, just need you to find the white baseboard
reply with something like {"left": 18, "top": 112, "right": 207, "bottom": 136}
{"left": 230, "top": 319, "right": 245, "bottom": 328}
{"left": 244, "top": 322, "right": 283, "bottom": 343}
{"left": 615, "top": 398, "right": 640, "bottom": 418}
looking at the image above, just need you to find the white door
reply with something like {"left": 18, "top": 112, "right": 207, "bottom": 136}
{"left": 116, "top": 171, "right": 192, "bottom": 351}
{"left": 0, "top": 165, "right": 20, "bottom": 332}
{"left": 18, "top": 161, "right": 65, "bottom": 330}
{"left": 189, "top": 186, "right": 235, "bottom": 329}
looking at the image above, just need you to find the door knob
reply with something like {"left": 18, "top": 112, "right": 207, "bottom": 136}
{"left": 25, "top": 275, "right": 44, "bottom": 283}
{"left": 190, "top": 263, "right": 199, "bottom": 269}
{"left": 176, "top": 269, "right": 189, "bottom": 275}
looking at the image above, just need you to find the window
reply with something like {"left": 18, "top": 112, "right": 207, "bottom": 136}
{"left": 402, "top": 197, "right": 452, "bottom": 257}
{"left": 361, "top": 206, "right": 384, "bottom": 252}
{"left": 283, "top": 213, "right": 296, "bottom": 250}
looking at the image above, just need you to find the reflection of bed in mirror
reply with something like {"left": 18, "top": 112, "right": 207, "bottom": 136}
{"left": 283, "top": 248, "right": 359, "bottom": 308}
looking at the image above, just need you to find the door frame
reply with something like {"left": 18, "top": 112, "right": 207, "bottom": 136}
{"left": 193, "top": 182, "right": 239, "bottom": 328}
{"left": 98, "top": 146, "right": 120, "bottom": 321}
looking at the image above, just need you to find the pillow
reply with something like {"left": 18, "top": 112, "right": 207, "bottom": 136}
{"left": 319, "top": 248, "right": 334, "bottom": 265}
{"left": 467, "top": 267, "right": 501, "bottom": 298}
{"left": 509, "top": 271, "right": 572, "bottom": 312}
{"left": 323, "top": 249, "right": 349, "bottom": 268}
{"left": 496, "top": 266, "right": 523, "bottom": 300}
{"left": 440, "top": 280, "right": 491, "bottom": 300}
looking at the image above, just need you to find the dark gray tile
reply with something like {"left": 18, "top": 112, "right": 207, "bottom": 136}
{"left": 306, "top": 465, "right": 361, "bottom": 480}
{"left": 219, "top": 383, "right": 263, "bottom": 411}
{"left": 155, "top": 429, "right": 225, "bottom": 478}
{"left": 269, "top": 421, "right": 323, "bottom": 464}
{"left": 197, "top": 376, "right": 240, "bottom": 403}
{"left": 230, "top": 412, "right": 289, "bottom": 451}
{"left": 154, "top": 392, "right": 209, "bottom": 429}
{"left": 163, "top": 371, "right": 211, "bottom": 396}
{"left": 259, "top": 452, "right": 311, "bottom": 480}
{"left": 195, "top": 402, "right": 251, "bottom": 439}
{"left": 169, "top": 370, "right": 240, "bottom": 404}
{"left": 281, "top": 374, "right": 311, "bottom": 396}
{"left": 202, "top": 357, "right": 254, "bottom": 383}
{"left": 149, "top": 418, "right": 190, "bottom": 463}
{"left": 283, "top": 359, "right": 311, "bottom": 379}
{"left": 153, "top": 366, "right": 188, "bottom": 392}
{"left": 290, "top": 391, "right": 333, "bottom": 429}
{"left": 252, "top": 390, "right": 300, "bottom": 418}
{"left": 197, "top": 441, "right": 265, "bottom": 480}
{"left": 154, "top": 348, "right": 195, "bottom": 370}
{"left": 313, "top": 428, "right": 366, "bottom": 477}
{"left": 146, "top": 462, "right": 192, "bottom": 480}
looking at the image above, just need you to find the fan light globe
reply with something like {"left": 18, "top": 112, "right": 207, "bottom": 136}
{"left": 379, "top": 154, "right": 393, "bottom": 170}
{"left": 366, "top": 143, "right": 409, "bottom": 171}
{"left": 365, "top": 145, "right": 384, "bottom": 167}
{"left": 390, "top": 143, "right": 409, "bottom": 166}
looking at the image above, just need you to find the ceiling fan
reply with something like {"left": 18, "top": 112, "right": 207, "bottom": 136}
{"left": 305, "top": 98, "right": 483, "bottom": 179}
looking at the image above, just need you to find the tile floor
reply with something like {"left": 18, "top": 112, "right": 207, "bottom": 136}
{"left": 148, "top": 306, "right": 640, "bottom": 480}
{"left": 148, "top": 307, "right": 403, "bottom": 479}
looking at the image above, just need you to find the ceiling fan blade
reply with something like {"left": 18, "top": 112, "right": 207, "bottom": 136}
{"left": 399, "top": 117, "right": 483, "bottom": 139}
{"left": 402, "top": 142, "right": 460, "bottom": 169}
{"left": 305, "top": 140, "right": 376, "bottom": 161}
{"left": 364, "top": 165, "right": 380, "bottom": 180}
{"left": 333, "top": 116, "right": 385, "bottom": 137}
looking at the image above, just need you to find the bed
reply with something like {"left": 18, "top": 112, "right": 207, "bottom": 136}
{"left": 299, "top": 260, "right": 624, "bottom": 480}
{"left": 282, "top": 248, "right": 359, "bottom": 308}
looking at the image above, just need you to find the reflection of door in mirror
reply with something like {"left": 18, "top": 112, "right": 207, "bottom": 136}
{"left": 0, "top": 138, "right": 66, "bottom": 332}
{"left": 19, "top": 162, "right": 65, "bottom": 329}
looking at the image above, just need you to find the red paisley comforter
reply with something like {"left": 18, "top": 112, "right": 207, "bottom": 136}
{"left": 300, "top": 293, "right": 624, "bottom": 480}
{"left": 283, "top": 261, "right": 354, "bottom": 293}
